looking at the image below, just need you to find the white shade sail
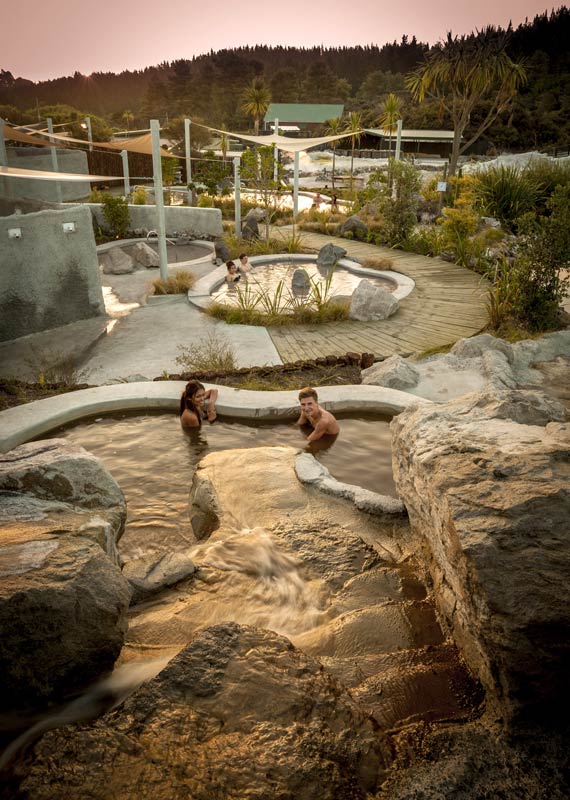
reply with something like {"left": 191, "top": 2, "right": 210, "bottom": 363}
{"left": 0, "top": 165, "right": 123, "bottom": 181}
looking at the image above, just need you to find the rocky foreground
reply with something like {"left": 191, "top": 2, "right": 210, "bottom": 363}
{"left": 1, "top": 342, "right": 569, "bottom": 798}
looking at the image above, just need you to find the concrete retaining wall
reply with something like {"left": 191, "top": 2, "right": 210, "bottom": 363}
{"left": 86, "top": 203, "right": 223, "bottom": 239}
{"left": 0, "top": 205, "right": 105, "bottom": 343}
{"left": 4, "top": 147, "right": 91, "bottom": 202}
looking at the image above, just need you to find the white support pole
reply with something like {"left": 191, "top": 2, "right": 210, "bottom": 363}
{"left": 394, "top": 119, "right": 403, "bottom": 162}
{"left": 150, "top": 119, "right": 169, "bottom": 281}
{"left": 121, "top": 150, "right": 130, "bottom": 196}
{"left": 273, "top": 117, "right": 279, "bottom": 183}
{"left": 234, "top": 156, "right": 241, "bottom": 237}
{"left": 0, "top": 118, "right": 7, "bottom": 165}
{"left": 293, "top": 151, "right": 299, "bottom": 218}
{"left": 84, "top": 116, "right": 93, "bottom": 152}
{"left": 47, "top": 117, "right": 62, "bottom": 203}
{"left": 184, "top": 118, "right": 193, "bottom": 205}
{"left": 293, "top": 152, "right": 299, "bottom": 219}
{"left": 0, "top": 118, "right": 7, "bottom": 199}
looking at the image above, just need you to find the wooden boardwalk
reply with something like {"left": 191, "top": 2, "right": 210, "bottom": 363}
{"left": 266, "top": 230, "right": 489, "bottom": 362}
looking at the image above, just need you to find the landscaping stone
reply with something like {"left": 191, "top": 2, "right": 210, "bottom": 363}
{"left": 391, "top": 388, "right": 570, "bottom": 724}
{"left": 241, "top": 208, "right": 266, "bottom": 240}
{"left": 214, "top": 239, "right": 230, "bottom": 263}
{"left": 341, "top": 215, "right": 369, "bottom": 239}
{"left": 362, "top": 354, "right": 420, "bottom": 390}
{"left": 291, "top": 268, "right": 311, "bottom": 296}
{"left": 316, "top": 243, "right": 347, "bottom": 276}
{"left": 123, "top": 241, "right": 160, "bottom": 268}
{"left": 350, "top": 279, "right": 399, "bottom": 321}
{"left": 100, "top": 247, "right": 134, "bottom": 275}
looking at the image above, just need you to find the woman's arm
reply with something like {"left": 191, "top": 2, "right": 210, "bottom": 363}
{"left": 205, "top": 389, "right": 218, "bottom": 422}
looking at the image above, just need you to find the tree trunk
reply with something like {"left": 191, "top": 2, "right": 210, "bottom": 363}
{"left": 350, "top": 143, "right": 355, "bottom": 193}
{"left": 449, "top": 128, "right": 462, "bottom": 177}
{"left": 332, "top": 147, "right": 336, "bottom": 190}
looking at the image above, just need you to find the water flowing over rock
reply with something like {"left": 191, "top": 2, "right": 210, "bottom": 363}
{"left": 0, "top": 440, "right": 130, "bottom": 711}
{"left": 350, "top": 279, "right": 399, "bottom": 321}
{"left": 362, "top": 355, "right": 420, "bottom": 390}
{"left": 391, "top": 389, "right": 570, "bottom": 724}
{"left": 16, "top": 623, "right": 389, "bottom": 800}
{"left": 316, "top": 242, "right": 347, "bottom": 277}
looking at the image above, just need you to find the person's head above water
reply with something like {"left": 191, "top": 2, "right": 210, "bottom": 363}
{"left": 179, "top": 380, "right": 206, "bottom": 420}
{"left": 226, "top": 260, "right": 237, "bottom": 273}
{"left": 298, "top": 386, "right": 319, "bottom": 417}
{"left": 239, "top": 253, "right": 248, "bottom": 263}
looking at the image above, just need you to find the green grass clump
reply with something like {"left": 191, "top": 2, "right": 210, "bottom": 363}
{"left": 207, "top": 299, "right": 349, "bottom": 327}
{"left": 360, "top": 257, "right": 394, "bottom": 270}
{"left": 152, "top": 270, "right": 196, "bottom": 295}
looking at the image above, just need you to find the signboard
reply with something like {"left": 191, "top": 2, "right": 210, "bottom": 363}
{"left": 437, "top": 181, "right": 447, "bottom": 192}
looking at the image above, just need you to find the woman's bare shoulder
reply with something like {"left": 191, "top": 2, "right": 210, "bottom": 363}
{"left": 180, "top": 410, "right": 201, "bottom": 428}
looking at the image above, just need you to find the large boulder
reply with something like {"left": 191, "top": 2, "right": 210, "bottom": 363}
{"left": 350, "top": 279, "right": 399, "bottom": 321}
{"left": 0, "top": 440, "right": 130, "bottom": 711}
{"left": 123, "top": 551, "right": 197, "bottom": 603}
{"left": 316, "top": 243, "right": 347, "bottom": 276}
{"left": 341, "top": 215, "right": 369, "bottom": 239}
{"left": 242, "top": 207, "right": 266, "bottom": 240}
{"left": 214, "top": 238, "right": 230, "bottom": 263}
{"left": 391, "top": 389, "right": 570, "bottom": 725}
{"left": 362, "top": 355, "right": 420, "bottom": 390}
{"left": 17, "top": 623, "right": 388, "bottom": 800}
{"left": 123, "top": 241, "right": 160, "bottom": 268}
{"left": 100, "top": 246, "right": 134, "bottom": 275}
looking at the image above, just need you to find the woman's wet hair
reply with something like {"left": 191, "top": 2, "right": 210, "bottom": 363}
{"left": 226, "top": 260, "right": 236, "bottom": 270}
{"left": 179, "top": 380, "right": 206, "bottom": 424}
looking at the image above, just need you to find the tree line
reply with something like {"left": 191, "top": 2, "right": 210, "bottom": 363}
{"left": 1, "top": 7, "right": 569, "bottom": 153}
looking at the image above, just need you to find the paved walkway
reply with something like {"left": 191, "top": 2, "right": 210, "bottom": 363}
{"left": 266, "top": 229, "right": 489, "bottom": 361}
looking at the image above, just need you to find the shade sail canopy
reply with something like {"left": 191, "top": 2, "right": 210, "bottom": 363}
{"left": 205, "top": 125, "right": 360, "bottom": 153}
{"left": 2, "top": 123, "right": 176, "bottom": 157}
{"left": 0, "top": 165, "right": 123, "bottom": 181}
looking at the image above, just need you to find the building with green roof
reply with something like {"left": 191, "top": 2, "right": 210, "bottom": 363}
{"left": 264, "top": 104, "right": 344, "bottom": 134}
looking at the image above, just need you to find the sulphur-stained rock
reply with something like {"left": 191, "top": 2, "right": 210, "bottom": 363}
{"left": 0, "top": 535, "right": 131, "bottom": 711}
{"left": 350, "top": 279, "right": 399, "bottom": 321}
{"left": 391, "top": 388, "right": 570, "bottom": 724}
{"left": 362, "top": 354, "right": 420, "bottom": 390}
{"left": 17, "top": 623, "right": 389, "bottom": 799}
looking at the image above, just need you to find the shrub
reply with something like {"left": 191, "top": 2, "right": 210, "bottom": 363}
{"left": 400, "top": 226, "right": 444, "bottom": 256}
{"left": 152, "top": 270, "right": 196, "bottom": 295}
{"left": 101, "top": 193, "right": 130, "bottom": 239}
{"left": 474, "top": 165, "right": 541, "bottom": 231}
{"left": 132, "top": 186, "right": 147, "bottom": 205}
{"left": 361, "top": 257, "right": 394, "bottom": 270}
{"left": 175, "top": 330, "right": 237, "bottom": 372}
{"left": 361, "top": 160, "right": 422, "bottom": 246}
{"left": 197, "top": 194, "right": 215, "bottom": 208}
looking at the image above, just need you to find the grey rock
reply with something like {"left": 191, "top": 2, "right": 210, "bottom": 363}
{"left": 100, "top": 247, "right": 134, "bottom": 275}
{"left": 349, "top": 279, "right": 399, "bottom": 321}
{"left": 189, "top": 468, "right": 221, "bottom": 540}
{"left": 291, "top": 267, "right": 311, "bottom": 296}
{"left": 123, "top": 373, "right": 150, "bottom": 383}
{"left": 242, "top": 207, "right": 266, "bottom": 241}
{"left": 391, "top": 388, "right": 570, "bottom": 724}
{"left": 20, "top": 623, "right": 387, "bottom": 799}
{"left": 214, "top": 239, "right": 230, "bottom": 262}
{"left": 362, "top": 355, "right": 420, "bottom": 390}
{"left": 123, "top": 551, "right": 196, "bottom": 603}
{"left": 341, "top": 215, "right": 369, "bottom": 238}
{"left": 123, "top": 241, "right": 160, "bottom": 268}
{"left": 451, "top": 333, "right": 515, "bottom": 364}
{"left": 316, "top": 243, "right": 347, "bottom": 276}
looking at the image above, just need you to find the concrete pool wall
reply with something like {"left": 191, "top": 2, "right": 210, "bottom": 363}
{"left": 0, "top": 382, "right": 428, "bottom": 454}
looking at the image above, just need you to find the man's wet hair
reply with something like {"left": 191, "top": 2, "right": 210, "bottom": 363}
{"left": 299, "top": 387, "right": 318, "bottom": 401}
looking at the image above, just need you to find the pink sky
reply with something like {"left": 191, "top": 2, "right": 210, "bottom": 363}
{"left": 5, "top": 0, "right": 561, "bottom": 82}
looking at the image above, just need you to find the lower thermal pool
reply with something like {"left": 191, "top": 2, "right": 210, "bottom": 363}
{"left": 51, "top": 413, "right": 395, "bottom": 560}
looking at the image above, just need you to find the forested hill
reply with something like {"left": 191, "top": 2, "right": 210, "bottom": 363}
{"left": 1, "top": 6, "right": 569, "bottom": 150}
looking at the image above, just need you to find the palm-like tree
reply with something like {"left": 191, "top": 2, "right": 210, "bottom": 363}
{"left": 122, "top": 110, "right": 134, "bottom": 131}
{"left": 324, "top": 116, "right": 343, "bottom": 190}
{"left": 241, "top": 79, "right": 271, "bottom": 135}
{"left": 406, "top": 28, "right": 526, "bottom": 175}
{"left": 344, "top": 111, "right": 363, "bottom": 193}
{"left": 377, "top": 93, "right": 403, "bottom": 154}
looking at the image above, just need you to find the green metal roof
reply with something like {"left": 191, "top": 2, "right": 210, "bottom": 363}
{"left": 264, "top": 104, "right": 344, "bottom": 124}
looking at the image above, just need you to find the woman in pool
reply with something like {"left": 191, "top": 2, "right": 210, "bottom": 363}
{"left": 226, "top": 261, "right": 241, "bottom": 284}
{"left": 179, "top": 381, "right": 218, "bottom": 428}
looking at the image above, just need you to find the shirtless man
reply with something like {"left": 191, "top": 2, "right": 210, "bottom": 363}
{"left": 296, "top": 386, "right": 340, "bottom": 442}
